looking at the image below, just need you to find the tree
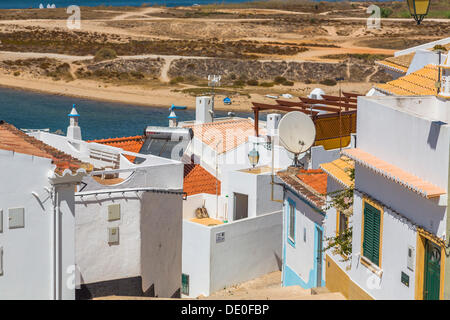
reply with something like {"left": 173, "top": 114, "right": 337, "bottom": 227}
{"left": 323, "top": 168, "right": 354, "bottom": 261}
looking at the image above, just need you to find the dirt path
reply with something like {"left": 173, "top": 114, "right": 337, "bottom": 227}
{"left": 199, "top": 271, "right": 345, "bottom": 300}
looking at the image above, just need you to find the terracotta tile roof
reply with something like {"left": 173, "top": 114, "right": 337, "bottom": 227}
{"left": 183, "top": 119, "right": 262, "bottom": 154}
{"left": 277, "top": 168, "right": 327, "bottom": 209}
{"left": 376, "top": 64, "right": 441, "bottom": 97}
{"left": 89, "top": 135, "right": 145, "bottom": 162}
{"left": 184, "top": 164, "right": 221, "bottom": 196}
{"left": 375, "top": 53, "right": 414, "bottom": 74}
{"left": 342, "top": 148, "right": 446, "bottom": 199}
{"left": 320, "top": 156, "right": 354, "bottom": 188}
{"left": 0, "top": 121, "right": 90, "bottom": 175}
{"left": 296, "top": 169, "right": 328, "bottom": 195}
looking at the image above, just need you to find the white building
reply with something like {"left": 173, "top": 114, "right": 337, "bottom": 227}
{"left": 276, "top": 167, "right": 328, "bottom": 289}
{"left": 0, "top": 121, "right": 87, "bottom": 299}
{"left": 29, "top": 108, "right": 185, "bottom": 299}
{"left": 181, "top": 162, "right": 284, "bottom": 298}
{"left": 323, "top": 95, "right": 449, "bottom": 300}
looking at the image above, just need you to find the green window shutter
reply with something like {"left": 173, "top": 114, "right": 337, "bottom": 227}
{"left": 363, "top": 202, "right": 381, "bottom": 266}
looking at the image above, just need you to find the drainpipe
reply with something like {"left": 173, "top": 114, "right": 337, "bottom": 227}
{"left": 444, "top": 147, "right": 450, "bottom": 300}
{"left": 51, "top": 186, "right": 60, "bottom": 300}
{"left": 270, "top": 135, "right": 284, "bottom": 204}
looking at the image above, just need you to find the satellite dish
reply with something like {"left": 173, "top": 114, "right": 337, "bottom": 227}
{"left": 278, "top": 111, "right": 316, "bottom": 166}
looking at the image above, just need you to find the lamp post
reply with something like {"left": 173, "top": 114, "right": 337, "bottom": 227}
{"left": 208, "top": 74, "right": 221, "bottom": 121}
{"left": 248, "top": 144, "right": 260, "bottom": 168}
{"left": 407, "top": 0, "right": 431, "bottom": 25}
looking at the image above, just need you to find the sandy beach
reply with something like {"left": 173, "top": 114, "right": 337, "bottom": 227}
{"left": 0, "top": 71, "right": 374, "bottom": 111}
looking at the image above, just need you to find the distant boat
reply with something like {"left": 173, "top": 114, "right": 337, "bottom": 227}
{"left": 281, "top": 93, "right": 293, "bottom": 99}
{"left": 39, "top": 3, "right": 44, "bottom": 9}
{"left": 223, "top": 97, "right": 231, "bottom": 105}
{"left": 265, "top": 94, "right": 278, "bottom": 99}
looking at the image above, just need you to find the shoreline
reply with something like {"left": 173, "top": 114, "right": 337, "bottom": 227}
{"left": 0, "top": 74, "right": 257, "bottom": 112}
{"left": 0, "top": 74, "right": 375, "bottom": 113}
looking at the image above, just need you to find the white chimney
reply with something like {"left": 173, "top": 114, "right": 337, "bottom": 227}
{"left": 196, "top": 96, "right": 213, "bottom": 124}
{"left": 266, "top": 113, "right": 281, "bottom": 137}
{"left": 67, "top": 104, "right": 82, "bottom": 140}
{"left": 168, "top": 109, "right": 178, "bottom": 128}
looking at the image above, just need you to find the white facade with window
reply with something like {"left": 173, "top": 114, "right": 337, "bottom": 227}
{"left": 336, "top": 96, "right": 449, "bottom": 300}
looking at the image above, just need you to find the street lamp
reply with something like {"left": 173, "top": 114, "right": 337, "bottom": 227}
{"left": 208, "top": 74, "right": 221, "bottom": 120}
{"left": 248, "top": 144, "right": 260, "bottom": 168}
{"left": 407, "top": 0, "right": 431, "bottom": 25}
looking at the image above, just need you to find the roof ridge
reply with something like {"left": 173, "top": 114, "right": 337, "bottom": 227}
{"left": 0, "top": 122, "right": 89, "bottom": 174}
{"left": 89, "top": 135, "right": 145, "bottom": 143}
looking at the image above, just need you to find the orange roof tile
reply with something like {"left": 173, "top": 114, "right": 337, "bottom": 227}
{"left": 184, "top": 164, "right": 221, "bottom": 196}
{"left": 376, "top": 64, "right": 443, "bottom": 97}
{"left": 89, "top": 135, "right": 145, "bottom": 162}
{"left": 183, "top": 119, "right": 262, "bottom": 154}
{"left": 342, "top": 148, "right": 446, "bottom": 199}
{"left": 296, "top": 169, "right": 328, "bottom": 195}
{"left": 0, "top": 121, "right": 89, "bottom": 174}
{"left": 320, "top": 156, "right": 354, "bottom": 188}
{"left": 277, "top": 168, "right": 327, "bottom": 209}
{"left": 375, "top": 53, "right": 414, "bottom": 74}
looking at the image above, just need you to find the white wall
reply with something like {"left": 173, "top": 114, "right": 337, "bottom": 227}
{"left": 182, "top": 220, "right": 212, "bottom": 297}
{"left": 0, "top": 150, "right": 76, "bottom": 299}
{"left": 141, "top": 192, "right": 182, "bottom": 298}
{"left": 75, "top": 193, "right": 142, "bottom": 285}
{"left": 183, "top": 193, "right": 226, "bottom": 220}
{"left": 182, "top": 211, "right": 282, "bottom": 297}
{"left": 283, "top": 189, "right": 325, "bottom": 287}
{"left": 358, "top": 96, "right": 450, "bottom": 190}
{"left": 221, "top": 170, "right": 284, "bottom": 221}
{"left": 348, "top": 189, "right": 417, "bottom": 300}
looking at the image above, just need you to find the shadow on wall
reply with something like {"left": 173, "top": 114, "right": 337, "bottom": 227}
{"left": 427, "top": 121, "right": 445, "bottom": 150}
{"left": 274, "top": 252, "right": 282, "bottom": 271}
{"left": 75, "top": 277, "right": 182, "bottom": 300}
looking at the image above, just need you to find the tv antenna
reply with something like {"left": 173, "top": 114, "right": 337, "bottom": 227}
{"left": 278, "top": 111, "right": 316, "bottom": 167}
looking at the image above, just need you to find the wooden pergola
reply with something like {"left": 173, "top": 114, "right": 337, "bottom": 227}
{"left": 251, "top": 92, "right": 361, "bottom": 139}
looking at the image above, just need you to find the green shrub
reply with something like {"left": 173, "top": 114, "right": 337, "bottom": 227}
{"left": 170, "top": 76, "right": 184, "bottom": 85}
{"left": 13, "top": 71, "right": 20, "bottom": 76}
{"left": 274, "top": 76, "right": 287, "bottom": 84}
{"left": 380, "top": 7, "right": 393, "bottom": 18}
{"left": 247, "top": 79, "right": 258, "bottom": 86}
{"left": 259, "top": 82, "right": 274, "bottom": 87}
{"left": 433, "top": 44, "right": 447, "bottom": 52}
{"left": 282, "top": 80, "right": 294, "bottom": 86}
{"left": 233, "top": 80, "right": 245, "bottom": 87}
{"left": 94, "top": 48, "right": 117, "bottom": 62}
{"left": 320, "top": 79, "right": 337, "bottom": 86}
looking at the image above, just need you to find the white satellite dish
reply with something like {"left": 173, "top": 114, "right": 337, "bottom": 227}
{"left": 278, "top": 111, "right": 316, "bottom": 166}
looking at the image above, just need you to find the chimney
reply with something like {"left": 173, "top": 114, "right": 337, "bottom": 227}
{"left": 67, "top": 104, "right": 82, "bottom": 140}
{"left": 266, "top": 113, "right": 281, "bottom": 137}
{"left": 196, "top": 96, "right": 213, "bottom": 124}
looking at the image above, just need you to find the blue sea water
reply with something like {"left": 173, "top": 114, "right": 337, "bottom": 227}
{"left": 0, "top": 87, "right": 253, "bottom": 140}
{"left": 0, "top": 0, "right": 394, "bottom": 9}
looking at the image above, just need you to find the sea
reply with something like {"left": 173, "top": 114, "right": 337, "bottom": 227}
{"left": 0, "top": 0, "right": 392, "bottom": 9}
{"left": 0, "top": 87, "right": 254, "bottom": 140}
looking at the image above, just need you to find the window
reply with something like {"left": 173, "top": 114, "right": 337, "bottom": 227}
{"left": 362, "top": 200, "right": 382, "bottom": 267}
{"left": 182, "top": 273, "right": 189, "bottom": 295}
{"left": 337, "top": 211, "right": 349, "bottom": 237}
{"left": 288, "top": 201, "right": 295, "bottom": 246}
